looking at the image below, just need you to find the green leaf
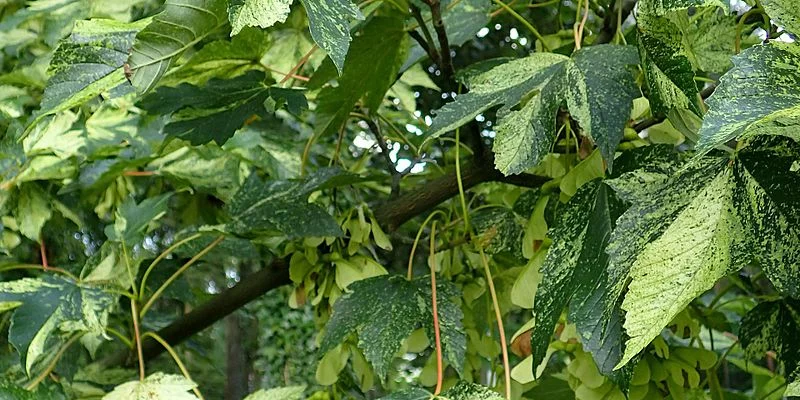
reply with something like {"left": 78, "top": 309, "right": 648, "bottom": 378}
{"left": 740, "top": 299, "right": 800, "bottom": 380}
{"left": 15, "top": 184, "right": 52, "bottom": 241}
{"left": 243, "top": 386, "right": 305, "bottom": 400}
{"left": 638, "top": 31, "right": 701, "bottom": 116}
{"left": 162, "top": 28, "right": 271, "bottom": 86}
{"left": 637, "top": 0, "right": 724, "bottom": 16}
{"left": 228, "top": 0, "right": 293, "bottom": 35}
{"left": 127, "top": 0, "right": 228, "bottom": 94}
{"left": 104, "top": 193, "right": 171, "bottom": 244}
{"left": 438, "top": 381, "right": 503, "bottom": 399}
{"left": 428, "top": 45, "right": 639, "bottom": 174}
{"left": 733, "top": 137, "right": 800, "bottom": 298}
{"left": 617, "top": 164, "right": 744, "bottom": 368}
{"left": 472, "top": 207, "right": 523, "bottom": 257}
{"left": 30, "top": 18, "right": 147, "bottom": 129}
{"left": 139, "top": 71, "right": 302, "bottom": 145}
{"left": 530, "top": 181, "right": 626, "bottom": 375}
{"left": 314, "top": 15, "right": 408, "bottom": 135}
{"left": 319, "top": 275, "right": 465, "bottom": 381}
{"left": 225, "top": 168, "right": 360, "bottom": 238}
{"left": 0, "top": 276, "right": 115, "bottom": 374}
{"left": 762, "top": 0, "right": 800, "bottom": 35}
{"left": 103, "top": 373, "right": 198, "bottom": 400}
{"left": 697, "top": 42, "right": 800, "bottom": 154}
{"left": 149, "top": 144, "right": 245, "bottom": 202}
{"left": 299, "top": 0, "right": 363, "bottom": 73}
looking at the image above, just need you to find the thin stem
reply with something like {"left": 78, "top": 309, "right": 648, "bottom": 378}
{"left": 280, "top": 46, "right": 317, "bottom": 84}
{"left": 0, "top": 263, "right": 77, "bottom": 280}
{"left": 123, "top": 170, "right": 157, "bottom": 177}
{"left": 131, "top": 299, "right": 145, "bottom": 381}
{"left": 407, "top": 211, "right": 447, "bottom": 280}
{"left": 122, "top": 243, "right": 138, "bottom": 298}
{"left": 492, "top": 0, "right": 551, "bottom": 51}
{"left": 478, "top": 247, "right": 511, "bottom": 400}
{"left": 429, "top": 222, "right": 444, "bottom": 395}
{"left": 140, "top": 235, "right": 224, "bottom": 318}
{"left": 39, "top": 235, "right": 49, "bottom": 270}
{"left": 454, "top": 127, "right": 470, "bottom": 232}
{"left": 574, "top": 0, "right": 590, "bottom": 50}
{"left": 25, "top": 333, "right": 82, "bottom": 390}
{"left": 142, "top": 332, "right": 205, "bottom": 400}
{"left": 139, "top": 233, "right": 203, "bottom": 299}
{"left": 106, "top": 327, "right": 133, "bottom": 349}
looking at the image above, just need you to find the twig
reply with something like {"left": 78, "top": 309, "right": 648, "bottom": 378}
{"left": 280, "top": 46, "right": 317, "bottom": 84}
{"left": 410, "top": 5, "right": 441, "bottom": 64}
{"left": 39, "top": 235, "right": 48, "bottom": 270}
{"left": 424, "top": 0, "right": 456, "bottom": 78}
{"left": 429, "top": 222, "right": 444, "bottom": 395}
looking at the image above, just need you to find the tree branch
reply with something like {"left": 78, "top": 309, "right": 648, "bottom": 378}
{"left": 424, "top": 0, "right": 455, "bottom": 79}
{"left": 595, "top": 0, "right": 636, "bottom": 44}
{"left": 410, "top": 5, "right": 441, "bottom": 65}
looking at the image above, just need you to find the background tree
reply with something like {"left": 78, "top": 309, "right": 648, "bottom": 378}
{"left": 0, "top": 0, "right": 798, "bottom": 399}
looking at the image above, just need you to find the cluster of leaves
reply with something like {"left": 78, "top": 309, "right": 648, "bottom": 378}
{"left": 0, "top": 0, "right": 799, "bottom": 398}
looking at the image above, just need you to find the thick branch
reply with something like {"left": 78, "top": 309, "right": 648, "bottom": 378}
{"left": 425, "top": 0, "right": 455, "bottom": 78}
{"left": 373, "top": 162, "right": 548, "bottom": 232}
{"left": 106, "top": 260, "right": 289, "bottom": 366}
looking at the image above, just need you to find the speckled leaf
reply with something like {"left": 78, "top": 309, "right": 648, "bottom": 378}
{"left": 127, "top": 0, "right": 228, "bottom": 94}
{"left": 226, "top": 168, "right": 363, "bottom": 238}
{"left": 139, "top": 71, "right": 303, "bottom": 145}
{"left": 243, "top": 385, "right": 305, "bottom": 400}
{"left": 762, "top": 0, "right": 800, "bottom": 35}
{"left": 638, "top": 31, "right": 701, "bottom": 116}
{"left": 531, "top": 181, "right": 626, "bottom": 375}
{"left": 670, "top": 9, "right": 741, "bottom": 74}
{"left": 31, "top": 19, "right": 147, "bottom": 129}
{"left": 0, "top": 276, "right": 116, "bottom": 375}
{"left": 299, "top": 0, "right": 363, "bottom": 73}
{"left": 697, "top": 42, "right": 800, "bottom": 154}
{"left": 319, "top": 275, "right": 465, "bottom": 381}
{"left": 618, "top": 166, "right": 744, "bottom": 368}
{"left": 472, "top": 207, "right": 523, "bottom": 257}
{"left": 637, "top": 0, "right": 724, "bottom": 16}
{"left": 604, "top": 158, "right": 723, "bottom": 326}
{"left": 740, "top": 299, "right": 800, "bottom": 380}
{"left": 104, "top": 193, "right": 171, "bottom": 244}
{"left": 103, "top": 373, "right": 197, "bottom": 400}
{"left": 426, "top": 53, "right": 567, "bottom": 148}
{"left": 733, "top": 137, "right": 800, "bottom": 297}
{"left": 438, "top": 381, "right": 503, "bottom": 399}
{"left": 428, "top": 45, "right": 638, "bottom": 174}
{"left": 228, "top": 0, "right": 293, "bottom": 35}
{"left": 314, "top": 15, "right": 408, "bottom": 135}
{"left": 149, "top": 145, "right": 244, "bottom": 202}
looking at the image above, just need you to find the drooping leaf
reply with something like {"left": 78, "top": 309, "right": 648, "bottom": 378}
{"left": 617, "top": 163, "right": 744, "bottom": 368}
{"left": 438, "top": 381, "right": 503, "bottom": 399}
{"left": 740, "top": 299, "right": 800, "bottom": 380}
{"left": 732, "top": 137, "right": 800, "bottom": 297}
{"left": 319, "top": 275, "right": 465, "bottom": 381}
{"left": 127, "top": 0, "right": 228, "bottom": 94}
{"left": 243, "top": 385, "right": 305, "bottom": 400}
{"left": 139, "top": 71, "right": 304, "bottom": 145}
{"left": 162, "top": 28, "right": 271, "bottom": 86}
{"left": 225, "top": 168, "right": 361, "bottom": 238}
{"left": 637, "top": 31, "right": 701, "bottom": 116}
{"left": 30, "top": 18, "right": 147, "bottom": 129}
{"left": 228, "top": 0, "right": 293, "bottom": 36}
{"left": 299, "top": 0, "right": 363, "bottom": 74}
{"left": 762, "top": 0, "right": 800, "bottom": 35}
{"left": 697, "top": 42, "right": 800, "bottom": 154}
{"left": 0, "top": 276, "right": 116, "bottom": 374}
{"left": 530, "top": 181, "right": 626, "bottom": 375}
{"left": 427, "top": 45, "right": 639, "bottom": 174}
{"left": 314, "top": 15, "right": 408, "bottom": 135}
{"left": 102, "top": 373, "right": 198, "bottom": 400}
{"left": 104, "top": 193, "right": 171, "bottom": 244}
